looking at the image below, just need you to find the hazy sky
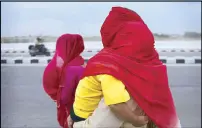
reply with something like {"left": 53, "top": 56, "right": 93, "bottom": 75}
{"left": 1, "top": 2, "right": 201, "bottom": 37}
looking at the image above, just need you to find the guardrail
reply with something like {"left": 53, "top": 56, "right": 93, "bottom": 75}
{"left": 1, "top": 56, "right": 201, "bottom": 64}
{"left": 1, "top": 49, "right": 201, "bottom": 54}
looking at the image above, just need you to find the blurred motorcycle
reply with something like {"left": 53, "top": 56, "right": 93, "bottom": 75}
{"left": 28, "top": 37, "right": 51, "bottom": 57}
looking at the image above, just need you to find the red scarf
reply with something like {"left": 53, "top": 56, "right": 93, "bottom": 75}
{"left": 43, "top": 34, "right": 84, "bottom": 128}
{"left": 82, "top": 7, "right": 180, "bottom": 128}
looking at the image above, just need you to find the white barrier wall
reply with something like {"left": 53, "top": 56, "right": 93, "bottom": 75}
{"left": 1, "top": 56, "right": 201, "bottom": 64}
{"left": 1, "top": 48, "right": 201, "bottom": 54}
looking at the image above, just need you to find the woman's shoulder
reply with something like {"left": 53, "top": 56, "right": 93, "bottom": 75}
{"left": 65, "top": 66, "right": 85, "bottom": 77}
{"left": 66, "top": 65, "right": 84, "bottom": 71}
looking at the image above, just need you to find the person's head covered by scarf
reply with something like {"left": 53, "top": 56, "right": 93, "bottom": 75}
{"left": 83, "top": 7, "right": 181, "bottom": 128}
{"left": 43, "top": 34, "right": 85, "bottom": 128}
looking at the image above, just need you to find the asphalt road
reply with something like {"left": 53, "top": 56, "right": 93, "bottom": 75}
{"left": 1, "top": 65, "right": 201, "bottom": 128}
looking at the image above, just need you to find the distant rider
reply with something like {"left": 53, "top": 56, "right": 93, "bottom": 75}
{"left": 35, "top": 37, "right": 44, "bottom": 51}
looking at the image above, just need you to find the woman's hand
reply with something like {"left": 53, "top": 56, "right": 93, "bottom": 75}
{"left": 109, "top": 103, "right": 148, "bottom": 127}
{"left": 131, "top": 114, "right": 148, "bottom": 127}
{"left": 133, "top": 105, "right": 146, "bottom": 116}
{"left": 126, "top": 98, "right": 149, "bottom": 126}
{"left": 67, "top": 115, "right": 74, "bottom": 128}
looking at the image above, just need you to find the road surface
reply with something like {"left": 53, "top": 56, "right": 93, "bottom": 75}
{"left": 1, "top": 65, "right": 201, "bottom": 128}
